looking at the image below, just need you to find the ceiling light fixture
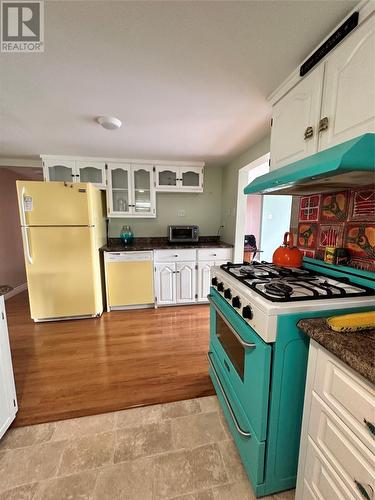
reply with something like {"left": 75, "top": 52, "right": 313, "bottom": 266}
{"left": 96, "top": 116, "right": 122, "bottom": 130}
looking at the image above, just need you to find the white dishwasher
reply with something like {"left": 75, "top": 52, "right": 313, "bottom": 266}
{"left": 104, "top": 251, "right": 154, "bottom": 311}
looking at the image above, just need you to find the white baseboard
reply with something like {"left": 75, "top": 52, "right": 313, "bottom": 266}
{"left": 4, "top": 283, "right": 28, "bottom": 300}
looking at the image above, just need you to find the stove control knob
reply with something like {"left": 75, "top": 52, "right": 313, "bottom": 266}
{"left": 217, "top": 282, "right": 224, "bottom": 292}
{"left": 232, "top": 296, "right": 241, "bottom": 308}
{"left": 242, "top": 305, "right": 253, "bottom": 320}
{"left": 224, "top": 288, "right": 232, "bottom": 299}
{"left": 211, "top": 277, "right": 218, "bottom": 287}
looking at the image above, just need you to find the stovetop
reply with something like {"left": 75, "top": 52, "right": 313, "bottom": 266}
{"left": 220, "top": 261, "right": 373, "bottom": 302}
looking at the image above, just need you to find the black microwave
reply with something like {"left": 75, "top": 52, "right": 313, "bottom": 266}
{"left": 168, "top": 225, "right": 199, "bottom": 243}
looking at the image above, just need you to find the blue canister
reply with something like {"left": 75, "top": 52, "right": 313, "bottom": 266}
{"left": 120, "top": 225, "right": 134, "bottom": 245}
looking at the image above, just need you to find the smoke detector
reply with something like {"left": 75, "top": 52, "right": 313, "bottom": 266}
{"left": 96, "top": 116, "right": 122, "bottom": 130}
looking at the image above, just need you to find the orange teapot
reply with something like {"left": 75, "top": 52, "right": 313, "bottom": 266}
{"left": 272, "top": 232, "right": 303, "bottom": 268}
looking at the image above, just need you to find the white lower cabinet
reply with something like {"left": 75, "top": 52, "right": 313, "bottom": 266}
{"left": 296, "top": 341, "right": 375, "bottom": 500}
{"left": 176, "top": 262, "right": 196, "bottom": 303}
{"left": 0, "top": 296, "right": 18, "bottom": 440}
{"left": 155, "top": 263, "right": 176, "bottom": 305}
{"left": 155, "top": 261, "right": 196, "bottom": 305}
{"left": 154, "top": 247, "right": 232, "bottom": 306}
{"left": 197, "top": 261, "right": 214, "bottom": 302}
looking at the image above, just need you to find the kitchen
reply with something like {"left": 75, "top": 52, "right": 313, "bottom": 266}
{"left": 0, "top": 1, "right": 374, "bottom": 499}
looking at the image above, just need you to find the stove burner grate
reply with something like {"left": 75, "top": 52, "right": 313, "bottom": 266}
{"left": 219, "top": 261, "right": 374, "bottom": 302}
{"left": 264, "top": 282, "right": 294, "bottom": 298}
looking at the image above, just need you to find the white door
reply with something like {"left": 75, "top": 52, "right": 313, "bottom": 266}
{"left": 155, "top": 263, "right": 176, "bottom": 305}
{"left": 319, "top": 15, "right": 375, "bottom": 151}
{"left": 176, "top": 261, "right": 196, "bottom": 303}
{"left": 43, "top": 159, "right": 76, "bottom": 182}
{"left": 107, "top": 163, "right": 133, "bottom": 217}
{"left": 131, "top": 164, "right": 156, "bottom": 217}
{"left": 179, "top": 167, "right": 203, "bottom": 192}
{"left": 197, "top": 261, "right": 214, "bottom": 302}
{"left": 76, "top": 161, "right": 106, "bottom": 189}
{"left": 0, "top": 298, "right": 17, "bottom": 440}
{"left": 270, "top": 64, "right": 324, "bottom": 171}
{"left": 155, "top": 166, "right": 179, "bottom": 191}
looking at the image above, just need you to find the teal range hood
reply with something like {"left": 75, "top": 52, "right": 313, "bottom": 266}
{"left": 244, "top": 133, "right": 375, "bottom": 196}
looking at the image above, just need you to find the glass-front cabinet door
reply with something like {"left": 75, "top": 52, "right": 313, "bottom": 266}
{"left": 107, "top": 163, "right": 156, "bottom": 218}
{"left": 44, "top": 160, "right": 75, "bottom": 182}
{"left": 155, "top": 166, "right": 178, "bottom": 191}
{"left": 155, "top": 165, "right": 204, "bottom": 192}
{"left": 131, "top": 164, "right": 155, "bottom": 216}
{"left": 108, "top": 163, "right": 132, "bottom": 216}
{"left": 76, "top": 161, "right": 106, "bottom": 189}
{"left": 180, "top": 167, "right": 203, "bottom": 191}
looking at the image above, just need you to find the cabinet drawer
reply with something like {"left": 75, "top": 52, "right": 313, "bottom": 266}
{"left": 314, "top": 347, "right": 375, "bottom": 454}
{"left": 154, "top": 249, "right": 196, "bottom": 262}
{"left": 303, "top": 437, "right": 354, "bottom": 500}
{"left": 197, "top": 248, "right": 232, "bottom": 262}
{"left": 309, "top": 393, "right": 375, "bottom": 499}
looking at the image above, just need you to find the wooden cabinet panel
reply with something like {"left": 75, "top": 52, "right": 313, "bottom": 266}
{"left": 314, "top": 346, "right": 375, "bottom": 454}
{"left": 197, "top": 261, "right": 214, "bottom": 302}
{"left": 319, "top": 14, "right": 375, "bottom": 151}
{"left": 270, "top": 65, "right": 324, "bottom": 171}
{"left": 0, "top": 297, "right": 17, "bottom": 440}
{"left": 176, "top": 262, "right": 196, "bottom": 303}
{"left": 303, "top": 438, "right": 354, "bottom": 500}
{"left": 155, "top": 263, "right": 176, "bottom": 305}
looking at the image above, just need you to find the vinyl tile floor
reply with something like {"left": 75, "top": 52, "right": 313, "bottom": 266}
{"left": 0, "top": 396, "right": 295, "bottom": 500}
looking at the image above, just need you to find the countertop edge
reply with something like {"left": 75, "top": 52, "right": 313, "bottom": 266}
{"left": 298, "top": 318, "right": 375, "bottom": 384}
{"left": 100, "top": 241, "right": 234, "bottom": 252}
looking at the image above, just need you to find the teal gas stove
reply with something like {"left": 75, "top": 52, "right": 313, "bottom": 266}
{"left": 208, "top": 259, "right": 374, "bottom": 497}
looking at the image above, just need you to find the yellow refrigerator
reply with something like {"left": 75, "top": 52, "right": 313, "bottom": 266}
{"left": 16, "top": 181, "right": 106, "bottom": 322}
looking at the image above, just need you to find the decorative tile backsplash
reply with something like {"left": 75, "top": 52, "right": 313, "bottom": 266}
{"left": 297, "top": 186, "right": 375, "bottom": 271}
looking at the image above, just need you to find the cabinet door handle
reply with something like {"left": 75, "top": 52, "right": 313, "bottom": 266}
{"left": 364, "top": 418, "right": 375, "bottom": 436}
{"left": 173, "top": 254, "right": 179, "bottom": 257}
{"left": 354, "top": 480, "right": 373, "bottom": 500}
{"left": 304, "top": 126, "right": 314, "bottom": 140}
{"left": 319, "top": 116, "right": 329, "bottom": 132}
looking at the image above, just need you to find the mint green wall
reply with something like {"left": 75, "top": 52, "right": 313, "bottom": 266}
{"left": 221, "top": 134, "right": 271, "bottom": 245}
{"left": 109, "top": 165, "right": 223, "bottom": 237}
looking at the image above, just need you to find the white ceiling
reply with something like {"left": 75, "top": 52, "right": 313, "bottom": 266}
{"left": 0, "top": 0, "right": 358, "bottom": 166}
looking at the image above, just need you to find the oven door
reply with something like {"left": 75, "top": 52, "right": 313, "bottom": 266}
{"left": 208, "top": 289, "right": 271, "bottom": 441}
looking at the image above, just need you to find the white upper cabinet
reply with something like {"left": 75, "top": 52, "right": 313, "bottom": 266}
{"left": 269, "top": 10, "right": 375, "bottom": 171}
{"left": 75, "top": 161, "right": 106, "bottom": 189}
{"left": 0, "top": 297, "right": 17, "bottom": 440}
{"left": 107, "top": 163, "right": 132, "bottom": 216}
{"left": 270, "top": 65, "right": 324, "bottom": 171}
{"left": 131, "top": 165, "right": 156, "bottom": 217}
{"left": 319, "top": 14, "right": 375, "bottom": 151}
{"left": 155, "top": 165, "right": 204, "bottom": 192}
{"left": 44, "top": 159, "right": 75, "bottom": 183}
{"left": 42, "top": 157, "right": 106, "bottom": 189}
{"left": 107, "top": 163, "right": 156, "bottom": 218}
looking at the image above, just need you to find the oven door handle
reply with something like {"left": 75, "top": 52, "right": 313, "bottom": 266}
{"left": 207, "top": 352, "right": 251, "bottom": 438}
{"left": 207, "top": 295, "right": 256, "bottom": 349}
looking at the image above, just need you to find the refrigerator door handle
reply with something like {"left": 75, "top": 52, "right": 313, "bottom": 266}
{"left": 23, "top": 227, "right": 33, "bottom": 264}
{"left": 20, "top": 186, "right": 27, "bottom": 226}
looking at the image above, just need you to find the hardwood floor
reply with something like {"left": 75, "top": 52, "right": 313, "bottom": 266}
{"left": 6, "top": 292, "right": 214, "bottom": 427}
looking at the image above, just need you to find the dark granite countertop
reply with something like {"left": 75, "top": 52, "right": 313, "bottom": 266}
{"left": 100, "top": 237, "right": 233, "bottom": 252}
{"left": 0, "top": 285, "right": 13, "bottom": 297}
{"left": 298, "top": 318, "right": 375, "bottom": 384}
